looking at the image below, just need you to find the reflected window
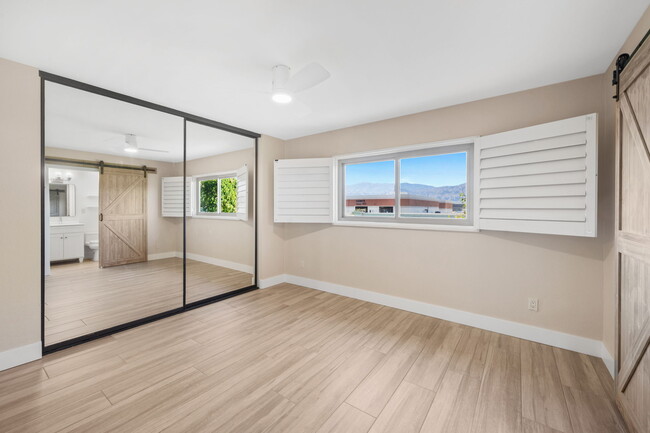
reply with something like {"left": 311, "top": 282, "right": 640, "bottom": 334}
{"left": 197, "top": 174, "right": 238, "bottom": 215}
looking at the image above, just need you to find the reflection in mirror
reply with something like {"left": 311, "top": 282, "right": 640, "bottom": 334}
{"left": 185, "top": 121, "right": 255, "bottom": 303}
{"left": 49, "top": 182, "right": 76, "bottom": 217}
{"left": 44, "top": 81, "right": 184, "bottom": 346}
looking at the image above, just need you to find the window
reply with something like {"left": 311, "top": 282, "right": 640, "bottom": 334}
{"left": 196, "top": 174, "right": 238, "bottom": 216}
{"left": 399, "top": 153, "right": 467, "bottom": 220}
{"left": 339, "top": 142, "right": 473, "bottom": 226}
{"left": 275, "top": 114, "right": 596, "bottom": 235}
{"left": 344, "top": 159, "right": 395, "bottom": 217}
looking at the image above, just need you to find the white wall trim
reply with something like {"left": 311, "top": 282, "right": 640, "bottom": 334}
{"left": 147, "top": 251, "right": 254, "bottom": 275}
{"left": 185, "top": 252, "right": 254, "bottom": 274}
{"left": 0, "top": 342, "right": 41, "bottom": 372}
{"left": 148, "top": 251, "right": 178, "bottom": 261}
{"left": 264, "top": 274, "right": 613, "bottom": 375}
{"left": 600, "top": 344, "right": 616, "bottom": 379}
{"left": 259, "top": 274, "right": 289, "bottom": 289}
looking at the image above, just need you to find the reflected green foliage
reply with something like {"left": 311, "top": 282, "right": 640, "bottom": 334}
{"left": 221, "top": 178, "right": 237, "bottom": 213}
{"left": 200, "top": 179, "right": 219, "bottom": 213}
{"left": 199, "top": 177, "right": 238, "bottom": 214}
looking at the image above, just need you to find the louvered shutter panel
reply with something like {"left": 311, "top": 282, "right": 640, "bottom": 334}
{"left": 476, "top": 114, "right": 597, "bottom": 237}
{"left": 162, "top": 177, "right": 192, "bottom": 217}
{"left": 236, "top": 165, "right": 248, "bottom": 221}
{"left": 274, "top": 158, "right": 334, "bottom": 223}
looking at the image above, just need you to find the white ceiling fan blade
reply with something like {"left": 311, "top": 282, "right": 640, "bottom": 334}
{"left": 138, "top": 147, "right": 169, "bottom": 153}
{"left": 287, "top": 62, "right": 330, "bottom": 93}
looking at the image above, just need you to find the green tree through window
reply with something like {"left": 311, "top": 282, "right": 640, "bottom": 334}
{"left": 200, "top": 179, "right": 219, "bottom": 213}
{"left": 198, "top": 176, "right": 238, "bottom": 214}
{"left": 221, "top": 178, "right": 238, "bottom": 213}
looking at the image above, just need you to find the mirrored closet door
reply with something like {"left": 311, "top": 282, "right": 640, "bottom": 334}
{"left": 44, "top": 81, "right": 185, "bottom": 347}
{"left": 42, "top": 76, "right": 258, "bottom": 351}
{"left": 184, "top": 121, "right": 256, "bottom": 304}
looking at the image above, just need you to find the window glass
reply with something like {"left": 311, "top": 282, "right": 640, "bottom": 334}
{"left": 197, "top": 175, "right": 238, "bottom": 215}
{"left": 220, "top": 177, "right": 238, "bottom": 214}
{"left": 199, "top": 179, "right": 219, "bottom": 213}
{"left": 399, "top": 152, "right": 467, "bottom": 219}
{"left": 344, "top": 160, "right": 395, "bottom": 217}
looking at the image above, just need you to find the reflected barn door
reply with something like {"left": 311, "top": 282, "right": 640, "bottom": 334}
{"left": 99, "top": 167, "right": 148, "bottom": 268}
{"left": 615, "top": 36, "right": 650, "bottom": 433}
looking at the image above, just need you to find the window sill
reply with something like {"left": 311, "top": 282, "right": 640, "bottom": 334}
{"left": 191, "top": 215, "right": 240, "bottom": 221}
{"left": 333, "top": 219, "right": 479, "bottom": 232}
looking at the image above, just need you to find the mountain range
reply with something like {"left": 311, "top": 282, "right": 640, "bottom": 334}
{"left": 346, "top": 182, "right": 466, "bottom": 203}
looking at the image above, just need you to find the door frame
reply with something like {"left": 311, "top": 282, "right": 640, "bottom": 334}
{"left": 40, "top": 71, "right": 261, "bottom": 354}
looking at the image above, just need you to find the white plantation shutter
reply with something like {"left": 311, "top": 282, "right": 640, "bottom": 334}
{"left": 274, "top": 158, "right": 334, "bottom": 223}
{"left": 236, "top": 165, "right": 248, "bottom": 221}
{"left": 476, "top": 114, "right": 597, "bottom": 237}
{"left": 162, "top": 177, "right": 192, "bottom": 217}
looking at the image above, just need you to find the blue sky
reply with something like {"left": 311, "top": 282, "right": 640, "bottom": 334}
{"left": 345, "top": 152, "right": 467, "bottom": 186}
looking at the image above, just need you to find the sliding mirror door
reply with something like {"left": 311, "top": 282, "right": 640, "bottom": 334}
{"left": 44, "top": 81, "right": 184, "bottom": 347}
{"left": 185, "top": 121, "right": 256, "bottom": 304}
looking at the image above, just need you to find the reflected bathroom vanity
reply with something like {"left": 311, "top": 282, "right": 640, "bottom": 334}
{"left": 49, "top": 223, "right": 85, "bottom": 263}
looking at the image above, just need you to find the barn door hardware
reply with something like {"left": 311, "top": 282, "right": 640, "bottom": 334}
{"left": 612, "top": 53, "right": 630, "bottom": 101}
{"left": 612, "top": 28, "right": 650, "bottom": 100}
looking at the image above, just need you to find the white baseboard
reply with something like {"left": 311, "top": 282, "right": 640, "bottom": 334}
{"left": 0, "top": 342, "right": 42, "bottom": 372}
{"left": 259, "top": 274, "right": 289, "bottom": 289}
{"left": 185, "top": 253, "right": 254, "bottom": 274}
{"left": 600, "top": 344, "right": 616, "bottom": 378}
{"left": 148, "top": 251, "right": 178, "bottom": 261}
{"left": 263, "top": 274, "right": 614, "bottom": 377}
{"left": 148, "top": 251, "right": 254, "bottom": 275}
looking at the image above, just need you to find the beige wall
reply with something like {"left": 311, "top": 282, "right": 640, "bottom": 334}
{"left": 258, "top": 135, "right": 285, "bottom": 280}
{"left": 600, "top": 7, "right": 650, "bottom": 357}
{"left": 44, "top": 147, "right": 182, "bottom": 256}
{"left": 283, "top": 75, "right": 608, "bottom": 341}
{"left": 0, "top": 58, "right": 40, "bottom": 353}
{"left": 2, "top": 6, "right": 648, "bottom": 362}
{"left": 184, "top": 148, "right": 255, "bottom": 268}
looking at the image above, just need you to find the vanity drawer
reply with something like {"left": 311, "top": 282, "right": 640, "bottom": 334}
{"left": 50, "top": 225, "right": 84, "bottom": 235}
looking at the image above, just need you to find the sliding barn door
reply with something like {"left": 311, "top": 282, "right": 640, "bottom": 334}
{"left": 99, "top": 167, "right": 148, "bottom": 268}
{"left": 615, "top": 37, "right": 650, "bottom": 433}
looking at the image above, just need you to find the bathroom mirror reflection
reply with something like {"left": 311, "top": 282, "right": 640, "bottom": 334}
{"left": 44, "top": 81, "right": 185, "bottom": 346}
{"left": 48, "top": 183, "right": 76, "bottom": 217}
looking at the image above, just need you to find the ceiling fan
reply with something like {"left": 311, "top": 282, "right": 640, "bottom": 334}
{"left": 271, "top": 63, "right": 331, "bottom": 104}
{"left": 123, "top": 134, "right": 168, "bottom": 154}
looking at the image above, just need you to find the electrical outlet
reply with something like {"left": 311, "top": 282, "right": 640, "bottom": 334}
{"left": 300, "top": 260, "right": 305, "bottom": 268}
{"left": 528, "top": 298, "right": 539, "bottom": 312}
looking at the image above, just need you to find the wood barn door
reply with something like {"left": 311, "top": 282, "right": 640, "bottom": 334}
{"left": 99, "top": 167, "right": 148, "bottom": 268}
{"left": 615, "top": 36, "right": 650, "bottom": 433}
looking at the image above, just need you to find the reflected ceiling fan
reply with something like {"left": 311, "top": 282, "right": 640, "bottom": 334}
{"left": 270, "top": 63, "right": 331, "bottom": 104}
{"left": 123, "top": 134, "right": 168, "bottom": 154}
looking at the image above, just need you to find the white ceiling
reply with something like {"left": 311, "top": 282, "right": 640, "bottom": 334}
{"left": 45, "top": 82, "right": 254, "bottom": 163}
{"left": 2, "top": 0, "right": 649, "bottom": 139}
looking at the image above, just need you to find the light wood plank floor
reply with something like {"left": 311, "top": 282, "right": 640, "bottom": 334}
{"left": 45, "top": 258, "right": 253, "bottom": 345}
{"left": 7, "top": 283, "right": 626, "bottom": 433}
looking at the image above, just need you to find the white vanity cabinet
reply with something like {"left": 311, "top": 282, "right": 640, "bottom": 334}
{"left": 50, "top": 224, "right": 85, "bottom": 263}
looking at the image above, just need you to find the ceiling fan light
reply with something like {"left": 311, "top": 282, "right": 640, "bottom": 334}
{"left": 272, "top": 92, "right": 292, "bottom": 104}
{"left": 124, "top": 133, "right": 138, "bottom": 152}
